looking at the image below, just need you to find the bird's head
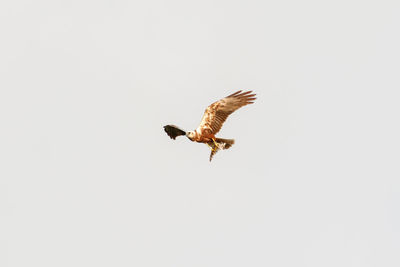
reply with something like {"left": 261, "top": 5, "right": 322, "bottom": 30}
{"left": 186, "top": 131, "right": 195, "bottom": 141}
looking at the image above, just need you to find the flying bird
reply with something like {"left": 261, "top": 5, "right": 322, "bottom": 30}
{"left": 164, "top": 90, "right": 256, "bottom": 161}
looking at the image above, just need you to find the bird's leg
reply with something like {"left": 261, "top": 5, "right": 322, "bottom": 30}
{"left": 211, "top": 138, "right": 219, "bottom": 149}
{"left": 207, "top": 142, "right": 217, "bottom": 152}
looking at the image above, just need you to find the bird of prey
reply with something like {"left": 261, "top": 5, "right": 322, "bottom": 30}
{"left": 164, "top": 90, "right": 256, "bottom": 161}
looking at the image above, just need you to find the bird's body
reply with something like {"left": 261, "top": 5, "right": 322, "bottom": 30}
{"left": 186, "top": 128, "right": 215, "bottom": 143}
{"left": 164, "top": 90, "right": 256, "bottom": 161}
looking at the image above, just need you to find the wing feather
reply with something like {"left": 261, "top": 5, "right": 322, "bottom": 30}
{"left": 196, "top": 90, "right": 256, "bottom": 135}
{"left": 164, "top": 125, "right": 186, "bottom": 140}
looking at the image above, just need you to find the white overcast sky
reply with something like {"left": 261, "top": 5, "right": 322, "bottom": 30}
{"left": 1, "top": 0, "right": 399, "bottom": 266}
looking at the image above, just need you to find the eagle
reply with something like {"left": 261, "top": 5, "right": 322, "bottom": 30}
{"left": 164, "top": 90, "right": 256, "bottom": 161}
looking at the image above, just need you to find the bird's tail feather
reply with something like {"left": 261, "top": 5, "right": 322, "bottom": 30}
{"left": 209, "top": 138, "right": 235, "bottom": 161}
{"left": 215, "top": 138, "right": 235, "bottom": 149}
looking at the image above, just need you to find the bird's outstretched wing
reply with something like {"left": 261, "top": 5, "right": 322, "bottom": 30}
{"left": 197, "top": 90, "right": 256, "bottom": 135}
{"left": 164, "top": 125, "right": 186, "bottom": 140}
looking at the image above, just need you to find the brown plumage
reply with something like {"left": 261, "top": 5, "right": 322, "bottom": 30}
{"left": 197, "top": 90, "right": 256, "bottom": 136}
{"left": 163, "top": 90, "right": 256, "bottom": 161}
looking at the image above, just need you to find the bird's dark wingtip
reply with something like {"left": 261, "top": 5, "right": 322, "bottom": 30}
{"left": 163, "top": 124, "right": 186, "bottom": 140}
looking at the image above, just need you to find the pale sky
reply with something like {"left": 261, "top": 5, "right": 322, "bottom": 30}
{"left": 1, "top": 0, "right": 400, "bottom": 266}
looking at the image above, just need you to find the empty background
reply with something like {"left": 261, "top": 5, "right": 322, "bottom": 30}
{"left": 1, "top": 0, "right": 399, "bottom": 266}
